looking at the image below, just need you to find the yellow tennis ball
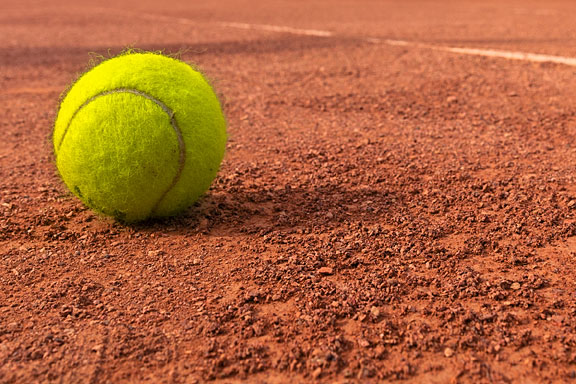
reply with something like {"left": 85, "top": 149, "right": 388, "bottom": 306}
{"left": 53, "top": 52, "right": 227, "bottom": 222}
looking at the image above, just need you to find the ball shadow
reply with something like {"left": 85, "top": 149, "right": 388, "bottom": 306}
{"left": 133, "top": 182, "right": 402, "bottom": 236}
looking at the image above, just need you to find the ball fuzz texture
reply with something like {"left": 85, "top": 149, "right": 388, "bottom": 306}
{"left": 53, "top": 52, "right": 227, "bottom": 222}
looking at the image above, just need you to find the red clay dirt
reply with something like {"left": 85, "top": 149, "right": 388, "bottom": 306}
{"left": 2, "top": 0, "right": 576, "bottom": 383}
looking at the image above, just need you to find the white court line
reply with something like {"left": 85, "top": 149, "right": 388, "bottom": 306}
{"left": 370, "top": 38, "right": 576, "bottom": 67}
{"left": 214, "top": 21, "right": 576, "bottom": 68}
{"left": 11, "top": 7, "right": 576, "bottom": 69}
{"left": 85, "top": 8, "right": 576, "bottom": 67}
{"left": 444, "top": 46, "right": 576, "bottom": 66}
{"left": 217, "top": 22, "right": 333, "bottom": 37}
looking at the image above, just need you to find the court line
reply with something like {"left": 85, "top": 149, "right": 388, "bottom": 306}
{"left": 6, "top": 8, "right": 576, "bottom": 97}
{"left": 371, "top": 38, "right": 576, "bottom": 67}
{"left": 87, "top": 8, "right": 576, "bottom": 67}
{"left": 6, "top": 7, "right": 576, "bottom": 97}
{"left": 217, "top": 22, "right": 333, "bottom": 37}
{"left": 216, "top": 21, "right": 576, "bottom": 67}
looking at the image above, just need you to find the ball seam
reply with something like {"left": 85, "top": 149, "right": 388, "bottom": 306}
{"left": 56, "top": 88, "right": 187, "bottom": 217}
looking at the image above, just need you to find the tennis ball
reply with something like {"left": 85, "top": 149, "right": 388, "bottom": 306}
{"left": 53, "top": 52, "right": 227, "bottom": 222}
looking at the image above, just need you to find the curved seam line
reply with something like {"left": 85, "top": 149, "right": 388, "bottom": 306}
{"left": 56, "top": 88, "right": 186, "bottom": 216}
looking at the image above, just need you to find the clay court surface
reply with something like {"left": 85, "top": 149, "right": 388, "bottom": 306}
{"left": 4, "top": 0, "right": 576, "bottom": 382}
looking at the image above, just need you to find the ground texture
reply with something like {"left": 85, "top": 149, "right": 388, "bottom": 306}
{"left": 2, "top": 0, "right": 576, "bottom": 383}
